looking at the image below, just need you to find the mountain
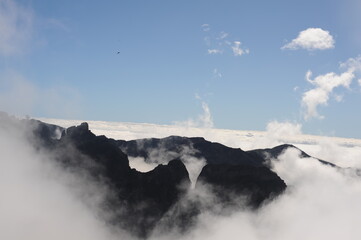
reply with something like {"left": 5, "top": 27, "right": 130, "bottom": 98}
{"left": 118, "top": 136, "right": 265, "bottom": 167}
{"left": 3, "top": 114, "right": 337, "bottom": 238}
{"left": 118, "top": 135, "right": 334, "bottom": 168}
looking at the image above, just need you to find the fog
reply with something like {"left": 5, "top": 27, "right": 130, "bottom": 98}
{"left": 0, "top": 119, "right": 132, "bottom": 240}
{"left": 150, "top": 148, "right": 361, "bottom": 240}
{"left": 2, "top": 117, "right": 361, "bottom": 239}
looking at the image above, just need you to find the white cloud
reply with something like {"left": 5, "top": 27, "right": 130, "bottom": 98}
{"left": 359, "top": 79, "right": 361, "bottom": 86}
{"left": 0, "top": 0, "right": 33, "bottom": 56}
{"left": 282, "top": 28, "right": 335, "bottom": 51}
{"left": 204, "top": 36, "right": 211, "bottom": 46}
{"left": 202, "top": 26, "right": 249, "bottom": 57}
{"left": 219, "top": 31, "right": 228, "bottom": 39}
{"left": 207, "top": 49, "right": 223, "bottom": 55}
{"left": 201, "top": 23, "right": 210, "bottom": 32}
{"left": 0, "top": 119, "right": 124, "bottom": 240}
{"left": 231, "top": 41, "right": 249, "bottom": 56}
{"left": 341, "top": 55, "right": 361, "bottom": 72}
{"left": 174, "top": 101, "right": 214, "bottom": 129}
{"left": 266, "top": 121, "right": 302, "bottom": 139}
{"left": 301, "top": 64, "right": 355, "bottom": 120}
{"left": 213, "top": 68, "right": 222, "bottom": 78}
{"left": 45, "top": 18, "right": 69, "bottom": 32}
{"left": 334, "top": 94, "right": 343, "bottom": 102}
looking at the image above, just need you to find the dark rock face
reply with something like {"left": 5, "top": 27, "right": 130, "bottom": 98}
{"left": 248, "top": 144, "right": 336, "bottom": 167}
{"left": 120, "top": 136, "right": 335, "bottom": 168}
{"left": 55, "top": 123, "right": 190, "bottom": 238}
{"left": 118, "top": 136, "right": 266, "bottom": 166}
{"left": 118, "top": 136, "right": 290, "bottom": 210}
{"left": 197, "top": 164, "right": 286, "bottom": 208}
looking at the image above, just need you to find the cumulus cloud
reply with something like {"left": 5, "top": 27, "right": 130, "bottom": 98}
{"left": 231, "top": 41, "right": 249, "bottom": 56}
{"left": 282, "top": 28, "right": 335, "bottom": 51}
{"left": 0, "top": 0, "right": 33, "bottom": 56}
{"left": 341, "top": 55, "right": 361, "bottom": 72}
{"left": 241, "top": 121, "right": 304, "bottom": 150}
{"left": 301, "top": 59, "right": 358, "bottom": 120}
{"left": 266, "top": 121, "right": 302, "bottom": 139}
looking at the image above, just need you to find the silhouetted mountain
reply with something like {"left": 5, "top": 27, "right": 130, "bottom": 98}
{"left": 2, "top": 114, "right": 337, "bottom": 238}
{"left": 118, "top": 136, "right": 335, "bottom": 168}
{"left": 248, "top": 144, "right": 336, "bottom": 167}
{"left": 0, "top": 115, "right": 191, "bottom": 238}
{"left": 118, "top": 136, "right": 290, "bottom": 213}
{"left": 118, "top": 136, "right": 265, "bottom": 166}
{"left": 197, "top": 164, "right": 286, "bottom": 208}
{"left": 56, "top": 122, "right": 191, "bottom": 237}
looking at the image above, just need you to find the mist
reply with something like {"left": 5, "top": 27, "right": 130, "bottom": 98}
{"left": 0, "top": 118, "right": 132, "bottom": 240}
{"left": 150, "top": 147, "right": 361, "bottom": 240}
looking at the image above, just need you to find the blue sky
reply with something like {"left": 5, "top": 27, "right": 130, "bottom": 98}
{"left": 1, "top": 0, "right": 361, "bottom": 138}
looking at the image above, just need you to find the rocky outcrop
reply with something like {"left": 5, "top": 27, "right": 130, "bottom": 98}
{"left": 118, "top": 136, "right": 266, "bottom": 166}
{"left": 56, "top": 122, "right": 191, "bottom": 238}
{"left": 248, "top": 144, "right": 336, "bottom": 167}
{"left": 197, "top": 164, "right": 286, "bottom": 208}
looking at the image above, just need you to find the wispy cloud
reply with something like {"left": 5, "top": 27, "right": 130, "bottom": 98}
{"left": 207, "top": 49, "right": 223, "bottom": 55}
{"left": 282, "top": 28, "right": 335, "bottom": 51}
{"left": 213, "top": 68, "right": 222, "bottom": 78}
{"left": 218, "top": 31, "right": 228, "bottom": 40}
{"left": 231, "top": 41, "right": 249, "bottom": 56}
{"left": 202, "top": 25, "right": 249, "bottom": 57}
{"left": 204, "top": 36, "right": 211, "bottom": 46}
{"left": 301, "top": 57, "right": 361, "bottom": 120}
{"left": 0, "top": 0, "right": 33, "bottom": 56}
{"left": 201, "top": 23, "right": 210, "bottom": 32}
{"left": 174, "top": 96, "right": 214, "bottom": 128}
{"left": 45, "top": 18, "right": 70, "bottom": 32}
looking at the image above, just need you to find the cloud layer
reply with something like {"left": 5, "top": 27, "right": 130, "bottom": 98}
{"left": 282, "top": 28, "right": 335, "bottom": 51}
